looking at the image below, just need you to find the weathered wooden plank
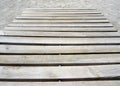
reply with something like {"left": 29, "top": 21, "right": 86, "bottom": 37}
{"left": 23, "top": 10, "right": 99, "bottom": 13}
{"left": 25, "top": 8, "right": 97, "bottom": 10}
{"left": 15, "top": 16, "right": 106, "bottom": 20}
{"left": 0, "top": 45, "right": 120, "bottom": 54}
{"left": 21, "top": 13, "right": 103, "bottom": 17}
{"left": 12, "top": 19, "right": 109, "bottom": 23}
{"left": 21, "top": 13, "right": 104, "bottom": 17}
{"left": 1, "top": 37, "right": 120, "bottom": 45}
{"left": 5, "top": 27, "right": 116, "bottom": 32}
{"left": 0, "top": 66, "right": 95, "bottom": 79}
{"left": 0, "top": 54, "right": 120, "bottom": 65}
{"left": 0, "top": 81, "right": 120, "bottom": 86}
{"left": 23, "top": 10, "right": 98, "bottom": 12}
{"left": 8, "top": 23, "right": 113, "bottom": 27}
{"left": 24, "top": 8, "right": 97, "bottom": 12}
{"left": 0, "top": 65, "right": 119, "bottom": 79}
{"left": 22, "top": 11, "right": 101, "bottom": 14}
{"left": 1, "top": 31, "right": 120, "bottom": 37}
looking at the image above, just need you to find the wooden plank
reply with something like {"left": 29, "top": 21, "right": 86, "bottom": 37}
{"left": 12, "top": 19, "right": 109, "bottom": 23}
{"left": 23, "top": 10, "right": 98, "bottom": 12}
{"left": 5, "top": 27, "right": 116, "bottom": 32}
{"left": 0, "top": 66, "right": 95, "bottom": 79}
{"left": 8, "top": 23, "right": 113, "bottom": 27}
{"left": 22, "top": 12, "right": 101, "bottom": 14}
{"left": 21, "top": 14, "right": 104, "bottom": 17}
{"left": 0, "top": 45, "right": 120, "bottom": 54}
{"left": 23, "top": 9, "right": 97, "bottom": 11}
{"left": 22, "top": 10, "right": 100, "bottom": 13}
{"left": 13, "top": 19, "right": 109, "bottom": 23}
{"left": 21, "top": 13, "right": 103, "bottom": 16}
{"left": 1, "top": 37, "right": 120, "bottom": 45}
{"left": 25, "top": 8, "right": 97, "bottom": 10}
{"left": 15, "top": 16, "right": 106, "bottom": 20}
{"left": 2, "top": 31, "right": 120, "bottom": 37}
{"left": 0, "top": 54, "right": 120, "bottom": 65}
{"left": 0, "top": 81, "right": 120, "bottom": 86}
{"left": 0, "top": 65, "right": 119, "bottom": 79}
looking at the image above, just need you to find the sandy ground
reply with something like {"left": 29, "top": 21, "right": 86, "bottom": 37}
{"left": 0, "top": 0, "right": 120, "bottom": 31}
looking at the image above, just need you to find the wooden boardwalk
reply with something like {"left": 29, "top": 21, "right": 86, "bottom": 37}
{"left": 0, "top": 8, "right": 120, "bottom": 86}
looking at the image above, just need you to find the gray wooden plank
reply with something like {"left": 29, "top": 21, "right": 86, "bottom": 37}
{"left": 8, "top": 23, "right": 113, "bottom": 27}
{"left": 22, "top": 11, "right": 101, "bottom": 14}
{"left": 0, "top": 66, "right": 95, "bottom": 79}
{"left": 25, "top": 8, "right": 97, "bottom": 10}
{"left": 0, "top": 65, "right": 119, "bottom": 79}
{"left": 21, "top": 13, "right": 103, "bottom": 16}
{"left": 23, "top": 10, "right": 99, "bottom": 13}
{"left": 5, "top": 27, "right": 116, "bottom": 32}
{"left": 21, "top": 14, "right": 104, "bottom": 17}
{"left": 12, "top": 19, "right": 109, "bottom": 23}
{"left": 15, "top": 16, "right": 106, "bottom": 20}
{"left": 0, "top": 54, "right": 120, "bottom": 64}
{"left": 0, "top": 81, "right": 120, "bottom": 86}
{"left": 2, "top": 31, "right": 120, "bottom": 37}
{"left": 23, "top": 8, "right": 98, "bottom": 12}
{"left": 1, "top": 37, "right": 120, "bottom": 45}
{"left": 0, "top": 45, "right": 120, "bottom": 54}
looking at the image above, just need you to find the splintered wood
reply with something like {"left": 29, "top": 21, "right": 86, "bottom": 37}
{"left": 0, "top": 8, "right": 120, "bottom": 86}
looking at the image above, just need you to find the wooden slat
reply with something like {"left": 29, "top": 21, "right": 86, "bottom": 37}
{"left": 12, "top": 19, "right": 109, "bottom": 23}
{"left": 15, "top": 16, "right": 106, "bottom": 20}
{"left": 1, "top": 37, "right": 120, "bottom": 45}
{"left": 8, "top": 23, "right": 113, "bottom": 27}
{"left": 1, "top": 31, "right": 120, "bottom": 37}
{"left": 9, "top": 21, "right": 112, "bottom": 25}
{"left": 21, "top": 13, "right": 104, "bottom": 17}
{"left": 23, "top": 11, "right": 99, "bottom": 13}
{"left": 22, "top": 12, "right": 101, "bottom": 14}
{"left": 23, "top": 10, "right": 98, "bottom": 12}
{"left": 25, "top": 8, "right": 97, "bottom": 10}
{"left": 0, "top": 45, "right": 120, "bottom": 54}
{"left": 5, "top": 27, "right": 116, "bottom": 32}
{"left": 0, "top": 65, "right": 119, "bottom": 79}
{"left": 21, "top": 13, "right": 103, "bottom": 17}
{"left": 0, "top": 54, "right": 120, "bottom": 65}
{"left": 0, "top": 81, "right": 120, "bottom": 86}
{"left": 24, "top": 8, "right": 97, "bottom": 12}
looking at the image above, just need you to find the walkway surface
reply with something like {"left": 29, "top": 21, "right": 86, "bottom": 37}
{"left": 0, "top": 8, "right": 120, "bottom": 86}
